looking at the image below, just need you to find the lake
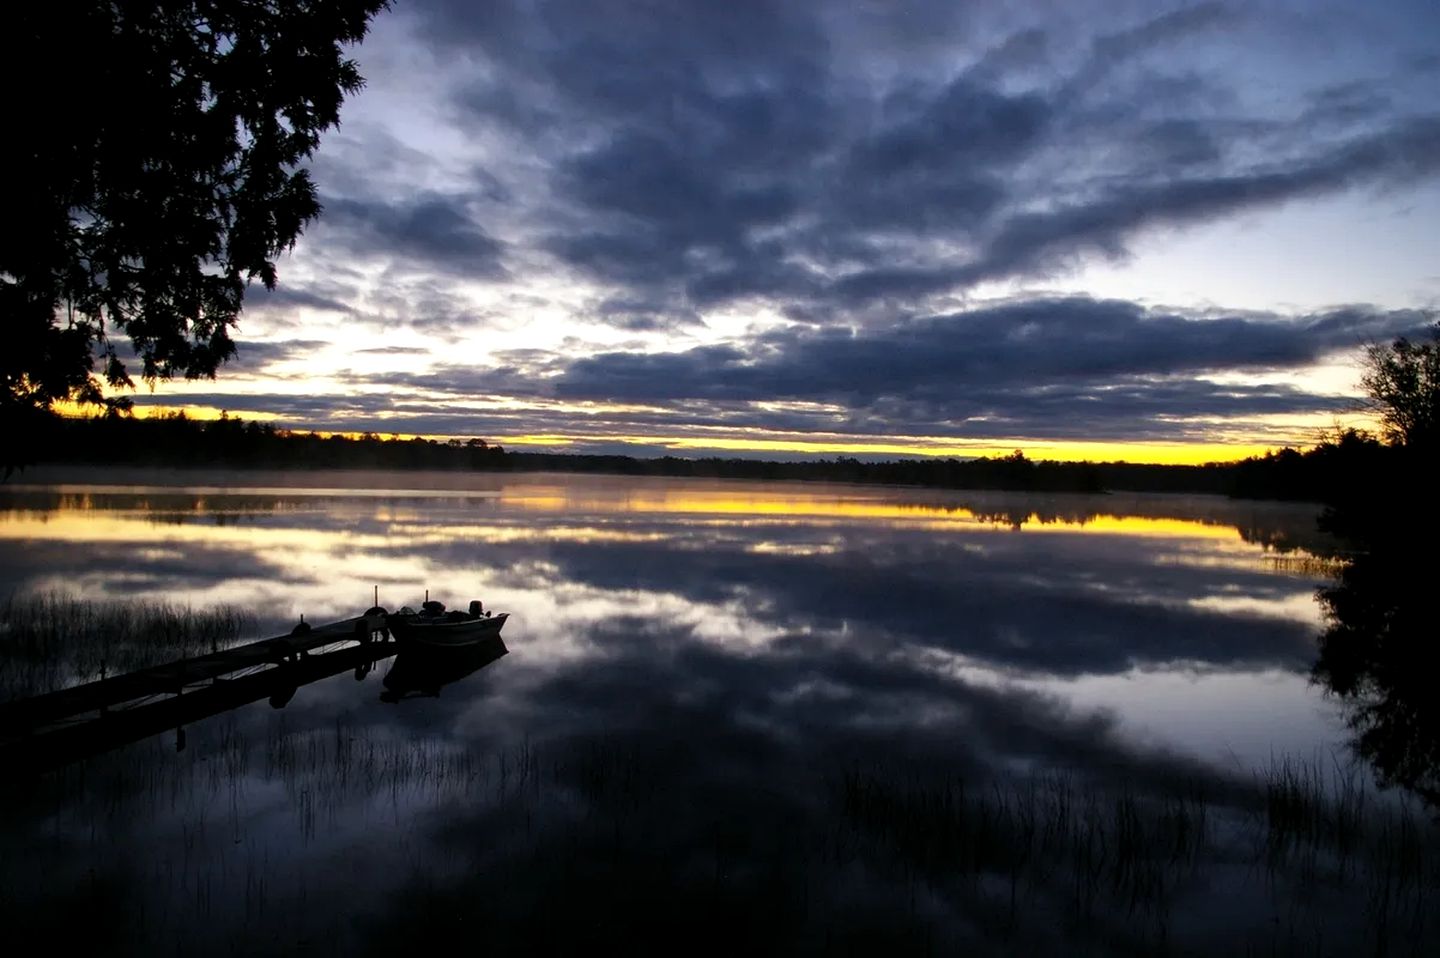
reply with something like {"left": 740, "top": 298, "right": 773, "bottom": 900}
{"left": 1, "top": 469, "right": 1433, "bottom": 955}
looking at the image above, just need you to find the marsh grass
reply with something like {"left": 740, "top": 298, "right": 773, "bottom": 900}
{"left": 1267, "top": 554, "right": 1349, "bottom": 577}
{"left": 0, "top": 592, "right": 253, "bottom": 701}
{"left": 1254, "top": 755, "right": 1439, "bottom": 954}
{"left": 828, "top": 765, "right": 1216, "bottom": 946}
{"left": 823, "top": 753, "right": 1440, "bottom": 954}
{"left": 4, "top": 715, "right": 1440, "bottom": 955}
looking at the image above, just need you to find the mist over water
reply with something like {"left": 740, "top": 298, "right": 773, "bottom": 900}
{"left": 2, "top": 469, "right": 1431, "bottom": 954}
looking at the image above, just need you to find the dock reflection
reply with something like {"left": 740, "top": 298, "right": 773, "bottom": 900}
{"left": 1, "top": 638, "right": 401, "bottom": 773}
{"left": 0, "top": 636, "right": 513, "bottom": 773}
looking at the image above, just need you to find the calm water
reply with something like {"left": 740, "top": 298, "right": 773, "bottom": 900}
{"left": 0, "top": 469, "right": 1430, "bottom": 954}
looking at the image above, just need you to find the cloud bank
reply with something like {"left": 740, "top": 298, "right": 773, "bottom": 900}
{"left": 198, "top": 0, "right": 1440, "bottom": 453}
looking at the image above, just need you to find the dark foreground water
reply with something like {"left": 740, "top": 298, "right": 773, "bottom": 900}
{"left": 0, "top": 469, "right": 1435, "bottom": 955}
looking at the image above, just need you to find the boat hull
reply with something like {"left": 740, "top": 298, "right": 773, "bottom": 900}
{"left": 387, "top": 612, "right": 508, "bottom": 648}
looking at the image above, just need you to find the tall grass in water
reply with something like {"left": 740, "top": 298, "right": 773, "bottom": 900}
{"left": 831, "top": 758, "right": 1440, "bottom": 954}
{"left": 832, "top": 767, "right": 1211, "bottom": 942}
{"left": 5, "top": 712, "right": 1440, "bottom": 956}
{"left": 0, "top": 592, "right": 253, "bottom": 701}
{"left": 1257, "top": 754, "right": 1439, "bottom": 953}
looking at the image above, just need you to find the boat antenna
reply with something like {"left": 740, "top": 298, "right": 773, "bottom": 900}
{"left": 425, "top": 588, "right": 429, "bottom": 603}
{"left": 373, "top": 584, "right": 378, "bottom": 607}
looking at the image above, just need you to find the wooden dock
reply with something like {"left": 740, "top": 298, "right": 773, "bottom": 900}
{"left": 1, "top": 639, "right": 401, "bottom": 773}
{"left": 0, "top": 612, "right": 390, "bottom": 735}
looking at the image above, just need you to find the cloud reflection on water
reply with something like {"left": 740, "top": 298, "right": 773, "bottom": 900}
{"left": 0, "top": 472, "right": 1332, "bottom": 743}
{"left": 3, "top": 470, "right": 1390, "bottom": 954}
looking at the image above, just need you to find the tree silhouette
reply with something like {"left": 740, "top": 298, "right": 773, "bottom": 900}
{"left": 1361, "top": 322, "right": 1440, "bottom": 452}
{"left": 1310, "top": 323, "right": 1440, "bottom": 806}
{"left": 1, "top": 2, "right": 387, "bottom": 430}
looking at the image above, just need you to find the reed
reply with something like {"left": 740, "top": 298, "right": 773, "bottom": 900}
{"left": 826, "top": 756, "right": 1440, "bottom": 953}
{"left": 0, "top": 592, "right": 253, "bottom": 700}
{"left": 4, "top": 702, "right": 1439, "bottom": 955}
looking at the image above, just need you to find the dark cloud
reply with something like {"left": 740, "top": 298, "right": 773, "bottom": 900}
{"left": 229, "top": 339, "right": 331, "bottom": 371}
{"left": 314, "top": 192, "right": 507, "bottom": 276}
{"left": 589, "top": 293, "right": 704, "bottom": 332}
{"left": 355, "top": 273, "right": 497, "bottom": 335}
{"left": 833, "top": 117, "right": 1440, "bottom": 303}
{"left": 165, "top": 296, "right": 1426, "bottom": 444}
{"left": 175, "top": 1, "right": 1440, "bottom": 443}
{"left": 245, "top": 284, "right": 356, "bottom": 315}
{"left": 1067, "top": 1, "right": 1232, "bottom": 95}
{"left": 354, "top": 346, "right": 431, "bottom": 356}
{"left": 548, "top": 297, "right": 1430, "bottom": 406}
{"left": 401, "top": 0, "right": 1440, "bottom": 321}
{"left": 1301, "top": 81, "right": 1394, "bottom": 129}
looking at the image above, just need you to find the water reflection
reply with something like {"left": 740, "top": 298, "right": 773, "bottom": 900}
{"left": 1, "top": 639, "right": 402, "bottom": 774}
{"left": 380, "top": 636, "right": 509, "bottom": 702}
{"left": 0, "top": 473, "right": 1338, "bottom": 756}
{"left": 3, "top": 471, "right": 1433, "bottom": 955}
{"left": 1313, "top": 504, "right": 1440, "bottom": 807}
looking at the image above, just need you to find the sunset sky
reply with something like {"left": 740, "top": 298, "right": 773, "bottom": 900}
{"left": 131, "top": 0, "right": 1440, "bottom": 463}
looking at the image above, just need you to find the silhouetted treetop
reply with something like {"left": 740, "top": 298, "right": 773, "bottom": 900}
{"left": 1361, "top": 322, "right": 1440, "bottom": 452}
{"left": 1, "top": 1, "right": 387, "bottom": 422}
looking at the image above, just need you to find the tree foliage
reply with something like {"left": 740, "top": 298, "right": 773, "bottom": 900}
{"left": 1360, "top": 323, "right": 1440, "bottom": 451}
{"left": 1, "top": 1, "right": 387, "bottom": 423}
{"left": 1305, "top": 325, "right": 1440, "bottom": 807}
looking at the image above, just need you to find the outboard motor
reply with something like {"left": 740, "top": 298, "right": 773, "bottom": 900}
{"left": 422, "top": 600, "right": 445, "bottom": 615}
{"left": 469, "top": 600, "right": 483, "bottom": 616}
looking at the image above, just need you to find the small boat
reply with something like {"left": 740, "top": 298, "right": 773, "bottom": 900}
{"left": 387, "top": 599, "right": 509, "bottom": 648}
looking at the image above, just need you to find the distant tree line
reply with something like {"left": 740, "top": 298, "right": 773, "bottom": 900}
{"left": 4, "top": 407, "right": 1407, "bottom": 502}
{"left": 19, "top": 412, "right": 509, "bottom": 473}
{"left": 13, "top": 324, "right": 1437, "bottom": 500}
{"left": 503, "top": 448, "right": 1112, "bottom": 493}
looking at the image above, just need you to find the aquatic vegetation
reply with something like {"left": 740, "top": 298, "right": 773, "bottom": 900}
{"left": 0, "top": 593, "right": 252, "bottom": 701}
{"left": 0, "top": 478, "right": 1427, "bottom": 955}
{"left": 6, "top": 715, "right": 1435, "bottom": 956}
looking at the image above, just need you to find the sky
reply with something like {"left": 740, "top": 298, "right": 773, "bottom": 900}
{"left": 132, "top": 0, "right": 1440, "bottom": 463}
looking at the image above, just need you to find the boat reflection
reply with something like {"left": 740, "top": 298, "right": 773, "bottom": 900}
{"left": 380, "top": 635, "right": 509, "bottom": 703}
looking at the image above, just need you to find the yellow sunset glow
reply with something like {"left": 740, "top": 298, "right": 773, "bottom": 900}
{"left": 498, "top": 432, "right": 1283, "bottom": 465}
{"left": 54, "top": 399, "right": 281, "bottom": 423}
{"left": 0, "top": 486, "right": 1240, "bottom": 541}
{"left": 54, "top": 374, "right": 1369, "bottom": 466}
{"left": 53, "top": 400, "right": 1296, "bottom": 464}
{"left": 494, "top": 487, "right": 1241, "bottom": 538}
